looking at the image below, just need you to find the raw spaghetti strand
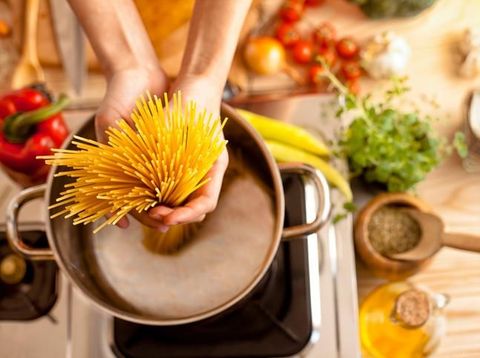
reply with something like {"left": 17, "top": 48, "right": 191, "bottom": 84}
{"left": 39, "top": 92, "right": 227, "bottom": 233}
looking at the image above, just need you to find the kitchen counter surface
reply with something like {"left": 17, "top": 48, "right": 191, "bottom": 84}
{"left": 238, "top": 0, "right": 480, "bottom": 356}
{"left": 3, "top": 0, "right": 480, "bottom": 356}
{"left": 320, "top": 0, "right": 480, "bottom": 356}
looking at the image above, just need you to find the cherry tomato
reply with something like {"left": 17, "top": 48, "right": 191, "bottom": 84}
{"left": 279, "top": 2, "right": 304, "bottom": 23}
{"left": 336, "top": 37, "right": 359, "bottom": 60}
{"left": 292, "top": 40, "right": 314, "bottom": 64}
{"left": 305, "top": 0, "right": 325, "bottom": 7}
{"left": 308, "top": 64, "right": 325, "bottom": 84}
{"left": 0, "top": 20, "right": 11, "bottom": 37}
{"left": 275, "top": 22, "right": 300, "bottom": 48}
{"left": 315, "top": 45, "right": 337, "bottom": 67}
{"left": 345, "top": 78, "right": 360, "bottom": 95}
{"left": 341, "top": 61, "right": 362, "bottom": 80}
{"left": 312, "top": 22, "right": 336, "bottom": 47}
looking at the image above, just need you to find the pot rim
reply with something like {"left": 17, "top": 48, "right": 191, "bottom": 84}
{"left": 43, "top": 103, "right": 286, "bottom": 325}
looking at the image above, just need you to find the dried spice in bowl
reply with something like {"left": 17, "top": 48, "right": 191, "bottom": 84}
{"left": 354, "top": 192, "right": 433, "bottom": 280}
{"left": 367, "top": 206, "right": 421, "bottom": 256}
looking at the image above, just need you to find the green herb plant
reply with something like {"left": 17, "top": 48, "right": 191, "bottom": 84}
{"left": 320, "top": 61, "right": 467, "bottom": 193}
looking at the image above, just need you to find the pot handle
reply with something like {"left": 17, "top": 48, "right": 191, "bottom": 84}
{"left": 279, "top": 163, "right": 331, "bottom": 240}
{"left": 6, "top": 184, "right": 54, "bottom": 261}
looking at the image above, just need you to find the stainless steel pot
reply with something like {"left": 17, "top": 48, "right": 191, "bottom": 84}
{"left": 6, "top": 104, "right": 331, "bottom": 325}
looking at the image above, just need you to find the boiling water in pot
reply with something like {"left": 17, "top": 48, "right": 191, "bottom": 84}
{"left": 89, "top": 152, "right": 276, "bottom": 319}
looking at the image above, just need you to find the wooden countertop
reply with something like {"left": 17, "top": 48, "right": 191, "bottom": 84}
{"left": 242, "top": 0, "right": 480, "bottom": 356}
{"left": 18, "top": 0, "right": 480, "bottom": 356}
{"left": 319, "top": 0, "right": 480, "bottom": 356}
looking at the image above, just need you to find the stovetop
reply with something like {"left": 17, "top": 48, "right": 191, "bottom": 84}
{"left": 0, "top": 95, "right": 361, "bottom": 357}
{"left": 0, "top": 228, "right": 58, "bottom": 321}
{"left": 0, "top": 223, "right": 68, "bottom": 358}
{"left": 110, "top": 174, "right": 317, "bottom": 358}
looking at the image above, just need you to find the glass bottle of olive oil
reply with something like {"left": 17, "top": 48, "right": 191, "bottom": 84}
{"left": 360, "top": 282, "right": 449, "bottom": 358}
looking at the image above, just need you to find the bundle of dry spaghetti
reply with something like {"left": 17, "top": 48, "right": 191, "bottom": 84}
{"left": 40, "top": 92, "right": 227, "bottom": 233}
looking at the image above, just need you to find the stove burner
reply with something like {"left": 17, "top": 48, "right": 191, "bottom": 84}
{"left": 0, "top": 229, "right": 58, "bottom": 321}
{"left": 111, "top": 174, "right": 315, "bottom": 358}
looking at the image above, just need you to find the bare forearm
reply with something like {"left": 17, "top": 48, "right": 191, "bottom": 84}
{"left": 67, "top": 0, "right": 159, "bottom": 77}
{"left": 179, "top": 0, "right": 252, "bottom": 90}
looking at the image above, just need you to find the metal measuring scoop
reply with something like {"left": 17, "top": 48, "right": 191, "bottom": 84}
{"left": 388, "top": 208, "right": 480, "bottom": 261}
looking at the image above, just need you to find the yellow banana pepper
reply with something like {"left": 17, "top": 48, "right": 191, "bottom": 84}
{"left": 237, "top": 109, "right": 330, "bottom": 157}
{"left": 266, "top": 140, "right": 352, "bottom": 201}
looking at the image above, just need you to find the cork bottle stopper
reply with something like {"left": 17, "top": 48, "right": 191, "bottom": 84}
{"left": 393, "top": 289, "right": 430, "bottom": 328}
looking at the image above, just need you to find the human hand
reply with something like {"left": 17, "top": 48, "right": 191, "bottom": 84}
{"left": 99, "top": 71, "right": 228, "bottom": 232}
{"left": 146, "top": 75, "right": 229, "bottom": 231}
{"left": 95, "top": 66, "right": 170, "bottom": 230}
{"left": 95, "top": 66, "right": 168, "bottom": 142}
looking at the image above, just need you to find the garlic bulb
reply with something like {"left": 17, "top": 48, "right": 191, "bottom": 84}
{"left": 459, "top": 27, "right": 480, "bottom": 56}
{"left": 361, "top": 32, "right": 411, "bottom": 80}
{"left": 460, "top": 49, "right": 480, "bottom": 78}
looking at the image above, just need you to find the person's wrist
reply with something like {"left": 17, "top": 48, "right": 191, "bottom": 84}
{"left": 169, "top": 74, "right": 225, "bottom": 107}
{"left": 105, "top": 65, "right": 169, "bottom": 95}
{"left": 104, "top": 60, "right": 164, "bottom": 82}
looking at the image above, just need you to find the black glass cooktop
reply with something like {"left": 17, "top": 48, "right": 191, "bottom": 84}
{"left": 0, "top": 229, "right": 58, "bottom": 321}
{"left": 112, "top": 173, "right": 314, "bottom": 358}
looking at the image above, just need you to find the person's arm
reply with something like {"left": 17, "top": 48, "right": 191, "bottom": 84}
{"left": 67, "top": 0, "right": 160, "bottom": 78}
{"left": 68, "top": 0, "right": 252, "bottom": 231}
{"left": 67, "top": 0, "right": 168, "bottom": 143}
{"left": 150, "top": 0, "right": 252, "bottom": 227}
{"left": 68, "top": 0, "right": 170, "bottom": 230}
{"left": 172, "top": 0, "right": 252, "bottom": 102}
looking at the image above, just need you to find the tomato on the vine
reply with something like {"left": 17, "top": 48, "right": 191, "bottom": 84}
{"left": 336, "top": 38, "right": 359, "bottom": 60}
{"left": 312, "top": 22, "right": 336, "bottom": 47}
{"left": 315, "top": 45, "right": 337, "bottom": 67}
{"left": 275, "top": 22, "right": 300, "bottom": 48}
{"left": 279, "top": 2, "right": 304, "bottom": 23}
{"left": 308, "top": 64, "right": 325, "bottom": 84}
{"left": 292, "top": 40, "right": 314, "bottom": 64}
{"left": 345, "top": 78, "right": 360, "bottom": 94}
{"left": 341, "top": 61, "right": 362, "bottom": 80}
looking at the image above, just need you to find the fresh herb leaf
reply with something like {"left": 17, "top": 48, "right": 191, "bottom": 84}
{"left": 453, "top": 132, "right": 468, "bottom": 159}
{"left": 333, "top": 212, "right": 348, "bottom": 224}
{"left": 322, "top": 64, "right": 462, "bottom": 192}
{"left": 343, "top": 201, "right": 357, "bottom": 212}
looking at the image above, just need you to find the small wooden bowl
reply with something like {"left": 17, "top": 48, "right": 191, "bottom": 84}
{"left": 354, "top": 192, "right": 433, "bottom": 280}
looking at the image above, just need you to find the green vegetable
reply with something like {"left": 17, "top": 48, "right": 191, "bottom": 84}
{"left": 333, "top": 202, "right": 357, "bottom": 224}
{"left": 342, "top": 106, "right": 443, "bottom": 191}
{"left": 317, "top": 62, "right": 467, "bottom": 192}
{"left": 453, "top": 132, "right": 468, "bottom": 159}
{"left": 349, "top": 0, "right": 437, "bottom": 19}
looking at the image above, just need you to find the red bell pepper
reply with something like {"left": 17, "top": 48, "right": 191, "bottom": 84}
{"left": 0, "top": 87, "right": 69, "bottom": 186}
